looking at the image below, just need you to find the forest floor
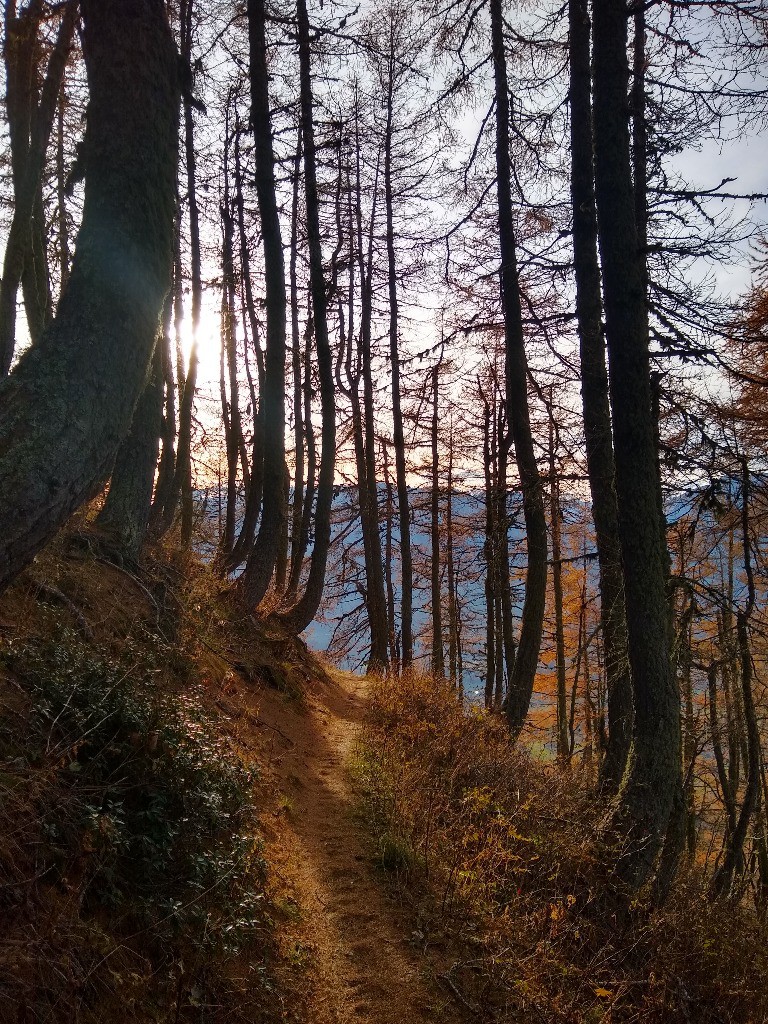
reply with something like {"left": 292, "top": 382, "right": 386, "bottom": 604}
{"left": 5, "top": 538, "right": 764, "bottom": 1023}
{"left": 221, "top": 663, "right": 467, "bottom": 1024}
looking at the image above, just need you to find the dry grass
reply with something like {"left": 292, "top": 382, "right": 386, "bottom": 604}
{"left": 0, "top": 527, "right": 294, "bottom": 1024}
{"left": 356, "top": 671, "right": 768, "bottom": 1023}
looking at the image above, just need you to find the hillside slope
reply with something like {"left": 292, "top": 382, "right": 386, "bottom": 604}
{"left": 0, "top": 529, "right": 468, "bottom": 1023}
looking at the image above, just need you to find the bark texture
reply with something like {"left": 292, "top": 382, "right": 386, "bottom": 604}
{"left": 240, "top": 0, "right": 287, "bottom": 607}
{"left": 0, "top": 0, "right": 179, "bottom": 593}
{"left": 95, "top": 342, "right": 163, "bottom": 562}
{"left": 491, "top": 0, "right": 548, "bottom": 733}
{"left": 568, "top": 0, "right": 632, "bottom": 788}
{"left": 592, "top": 0, "right": 680, "bottom": 887}
{"left": 0, "top": 0, "right": 77, "bottom": 373}
{"left": 277, "top": 0, "right": 336, "bottom": 633}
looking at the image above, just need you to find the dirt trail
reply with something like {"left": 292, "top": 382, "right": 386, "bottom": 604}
{"left": 239, "top": 667, "right": 464, "bottom": 1024}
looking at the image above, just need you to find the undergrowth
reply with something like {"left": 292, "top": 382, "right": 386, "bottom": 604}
{"left": 356, "top": 672, "right": 768, "bottom": 1023}
{"left": 0, "top": 549, "right": 280, "bottom": 1023}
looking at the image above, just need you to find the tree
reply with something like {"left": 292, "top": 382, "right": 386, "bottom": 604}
{"left": 239, "top": 0, "right": 288, "bottom": 608}
{"left": 95, "top": 304, "right": 167, "bottom": 561}
{"left": 490, "top": 0, "right": 548, "bottom": 735}
{"left": 0, "top": 0, "right": 179, "bottom": 593}
{"left": 0, "top": 0, "right": 77, "bottom": 373}
{"left": 276, "top": 0, "right": 336, "bottom": 633}
{"left": 174, "top": 0, "right": 202, "bottom": 548}
{"left": 592, "top": 0, "right": 681, "bottom": 887}
{"left": 568, "top": 0, "right": 631, "bottom": 788}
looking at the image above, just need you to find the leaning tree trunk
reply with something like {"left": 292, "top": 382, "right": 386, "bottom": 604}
{"left": 95, "top": 338, "right": 164, "bottom": 563}
{"left": 569, "top": 0, "right": 632, "bottom": 790}
{"left": 0, "top": 0, "right": 179, "bottom": 594}
{"left": 277, "top": 0, "right": 336, "bottom": 634}
{"left": 490, "top": 0, "right": 548, "bottom": 734}
{"left": 239, "top": 0, "right": 287, "bottom": 607}
{"left": 592, "top": 0, "right": 681, "bottom": 888}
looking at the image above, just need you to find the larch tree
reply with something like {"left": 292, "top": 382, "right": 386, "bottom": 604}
{"left": 568, "top": 0, "right": 632, "bottom": 789}
{"left": 592, "top": 0, "right": 681, "bottom": 887}
{"left": 239, "top": 0, "right": 288, "bottom": 608}
{"left": 277, "top": 0, "right": 336, "bottom": 633}
{"left": 490, "top": 0, "right": 548, "bottom": 735}
{"left": 0, "top": 0, "right": 77, "bottom": 374}
{"left": 0, "top": 0, "right": 179, "bottom": 594}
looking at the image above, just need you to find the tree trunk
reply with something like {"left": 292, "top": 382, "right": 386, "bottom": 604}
{"left": 173, "top": 0, "right": 201, "bottom": 548}
{"left": 286, "top": 313, "right": 317, "bottom": 595}
{"left": 274, "top": 463, "right": 291, "bottom": 592}
{"left": 0, "top": 1, "right": 76, "bottom": 374}
{"left": 224, "top": 119, "right": 265, "bottom": 571}
{"left": 430, "top": 361, "right": 445, "bottom": 679}
{"left": 355, "top": 129, "right": 389, "bottom": 672}
{"left": 96, "top": 339, "right": 164, "bottom": 562}
{"left": 569, "top": 0, "right": 632, "bottom": 790}
{"left": 277, "top": 0, "right": 336, "bottom": 633}
{"left": 337, "top": 158, "right": 378, "bottom": 657}
{"left": 383, "top": 439, "right": 399, "bottom": 669}
{"left": 149, "top": 284, "right": 177, "bottom": 535}
{"left": 383, "top": 51, "right": 413, "bottom": 670}
{"left": 239, "top": 0, "right": 288, "bottom": 606}
{"left": 218, "top": 113, "right": 245, "bottom": 563}
{"left": 592, "top": 0, "right": 681, "bottom": 887}
{"left": 0, "top": 0, "right": 178, "bottom": 593}
{"left": 490, "top": 0, "right": 548, "bottom": 733}
{"left": 708, "top": 662, "right": 738, "bottom": 846}
{"left": 446, "top": 422, "right": 459, "bottom": 689}
{"left": 483, "top": 393, "right": 496, "bottom": 709}
{"left": 712, "top": 462, "right": 760, "bottom": 898}
{"left": 149, "top": 213, "right": 183, "bottom": 537}
{"left": 288, "top": 134, "right": 306, "bottom": 588}
{"left": 56, "top": 86, "right": 70, "bottom": 293}
{"left": 549, "top": 401, "right": 569, "bottom": 763}
{"left": 496, "top": 402, "right": 517, "bottom": 696}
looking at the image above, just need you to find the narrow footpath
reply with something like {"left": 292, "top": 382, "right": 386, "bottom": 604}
{"left": 227, "top": 663, "right": 465, "bottom": 1024}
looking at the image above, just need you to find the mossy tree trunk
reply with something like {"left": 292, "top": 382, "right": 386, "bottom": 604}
{"left": 0, "top": 0, "right": 179, "bottom": 593}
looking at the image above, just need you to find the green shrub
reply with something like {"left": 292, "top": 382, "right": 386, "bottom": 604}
{"left": 0, "top": 625, "right": 269, "bottom": 1017}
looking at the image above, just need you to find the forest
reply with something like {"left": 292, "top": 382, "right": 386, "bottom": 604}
{"left": 0, "top": 0, "right": 768, "bottom": 1020}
